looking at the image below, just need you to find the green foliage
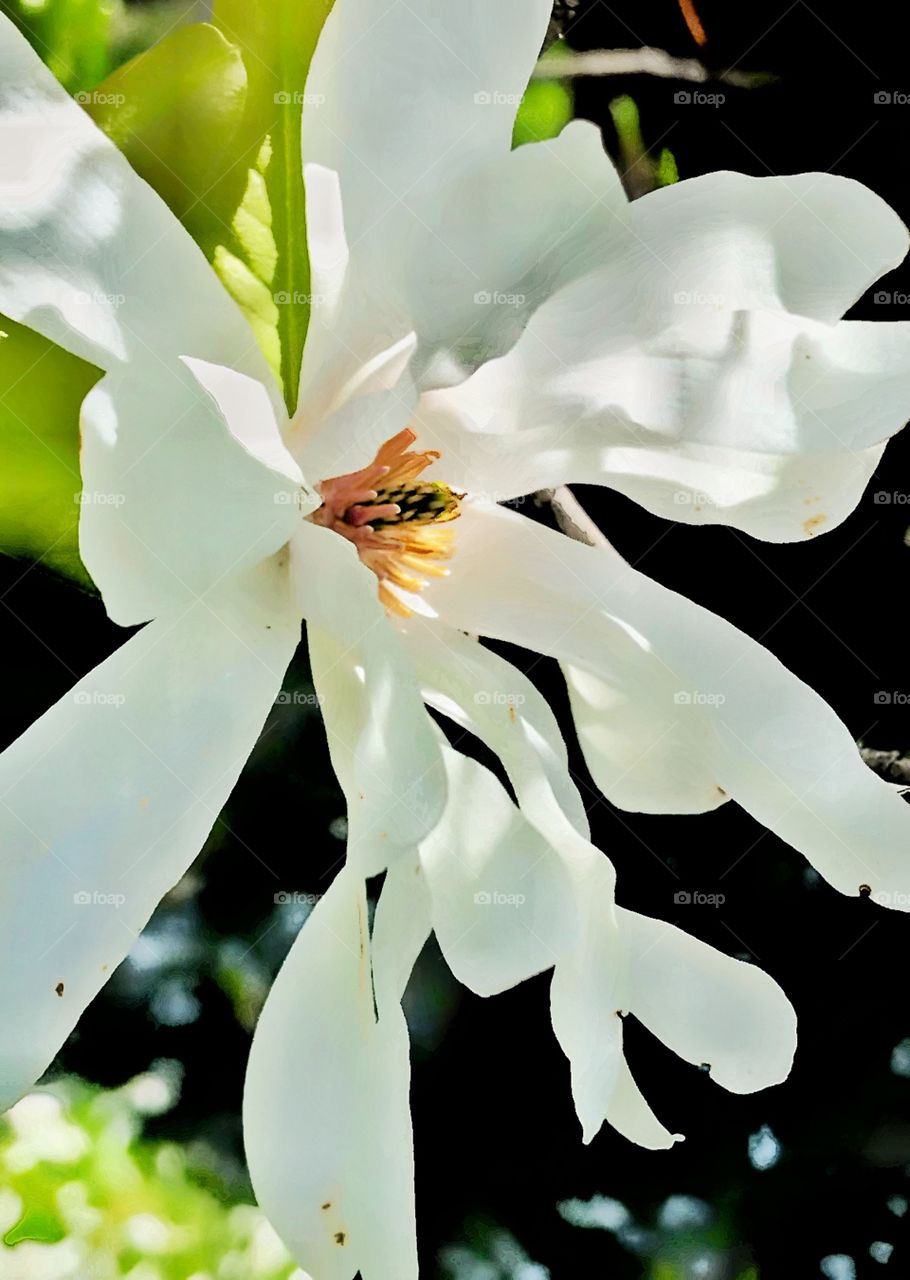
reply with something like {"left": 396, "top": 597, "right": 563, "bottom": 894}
{"left": 0, "top": 1073, "right": 297, "bottom": 1278}
{"left": 0, "top": 0, "right": 117, "bottom": 94}
{"left": 0, "top": 0, "right": 336, "bottom": 584}
{"left": 512, "top": 72, "right": 573, "bottom": 149}
{"left": 0, "top": 321, "right": 99, "bottom": 585}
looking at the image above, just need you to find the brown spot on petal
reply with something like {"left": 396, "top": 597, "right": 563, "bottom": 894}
{"left": 803, "top": 513, "right": 827, "bottom": 535}
{"left": 859, "top": 884, "right": 872, "bottom": 897}
{"left": 55, "top": 982, "right": 64, "bottom": 997}
{"left": 334, "top": 1231, "right": 346, "bottom": 1246}
{"left": 322, "top": 1202, "right": 331, "bottom": 1211}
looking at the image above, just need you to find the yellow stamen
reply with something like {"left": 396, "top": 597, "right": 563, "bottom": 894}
{"left": 311, "top": 428, "right": 464, "bottom": 615}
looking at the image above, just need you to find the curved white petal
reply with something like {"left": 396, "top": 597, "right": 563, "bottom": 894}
{"left": 424, "top": 502, "right": 910, "bottom": 905}
{"left": 617, "top": 908, "right": 797, "bottom": 1094}
{"left": 565, "top": 662, "right": 728, "bottom": 816}
{"left": 0, "top": 13, "right": 277, "bottom": 382}
{"left": 0, "top": 560, "right": 300, "bottom": 1112}
{"left": 630, "top": 171, "right": 908, "bottom": 324}
{"left": 299, "top": 0, "right": 628, "bottom": 396}
{"left": 244, "top": 867, "right": 417, "bottom": 1280}
{"left": 415, "top": 171, "right": 910, "bottom": 539}
{"left": 0, "top": 16, "right": 303, "bottom": 621}
{"left": 292, "top": 522, "right": 445, "bottom": 872}
{"left": 419, "top": 743, "right": 574, "bottom": 997}
{"left": 401, "top": 620, "right": 590, "bottom": 839}
{"left": 80, "top": 360, "right": 304, "bottom": 625}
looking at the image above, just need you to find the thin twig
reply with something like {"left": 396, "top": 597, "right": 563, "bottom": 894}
{"left": 534, "top": 47, "right": 773, "bottom": 90}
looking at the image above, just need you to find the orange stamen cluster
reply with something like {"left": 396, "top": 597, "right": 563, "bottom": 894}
{"left": 311, "top": 429, "right": 463, "bottom": 615}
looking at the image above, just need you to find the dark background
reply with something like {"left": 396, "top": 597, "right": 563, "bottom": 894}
{"left": 3, "top": 1, "right": 910, "bottom": 1275}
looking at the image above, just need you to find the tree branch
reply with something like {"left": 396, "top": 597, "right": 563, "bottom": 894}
{"left": 534, "top": 46, "right": 773, "bottom": 90}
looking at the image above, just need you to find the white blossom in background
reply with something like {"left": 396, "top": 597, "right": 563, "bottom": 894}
{"left": 1, "top": 1, "right": 910, "bottom": 1277}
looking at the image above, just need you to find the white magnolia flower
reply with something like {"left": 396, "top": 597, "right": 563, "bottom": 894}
{"left": 1, "top": 1, "right": 910, "bottom": 1276}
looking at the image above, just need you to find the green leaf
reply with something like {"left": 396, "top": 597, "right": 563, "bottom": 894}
{"left": 211, "top": 0, "right": 335, "bottom": 411}
{"left": 513, "top": 49, "right": 573, "bottom": 149}
{"left": 85, "top": 23, "right": 249, "bottom": 248}
{"left": 0, "top": 1, "right": 335, "bottom": 582}
{"left": 0, "top": 0, "right": 116, "bottom": 93}
{"left": 0, "top": 318, "right": 100, "bottom": 586}
{"left": 657, "top": 146, "right": 680, "bottom": 186}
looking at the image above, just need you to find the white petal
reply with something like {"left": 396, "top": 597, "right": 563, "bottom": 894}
{"left": 0, "top": 13, "right": 276, "bottom": 382}
{"left": 565, "top": 662, "right": 728, "bottom": 816}
{"left": 80, "top": 360, "right": 304, "bottom": 625}
{"left": 415, "top": 171, "right": 910, "bottom": 539}
{"left": 630, "top": 170, "right": 908, "bottom": 324}
{"left": 401, "top": 620, "right": 590, "bottom": 838}
{"left": 292, "top": 522, "right": 446, "bottom": 871}
{"left": 617, "top": 908, "right": 797, "bottom": 1094}
{"left": 244, "top": 868, "right": 417, "bottom": 1280}
{"left": 418, "top": 743, "right": 573, "bottom": 997}
{"left": 601, "top": 1045, "right": 681, "bottom": 1151}
{"left": 0, "top": 561, "right": 300, "bottom": 1112}
{"left": 300, "top": 0, "right": 628, "bottom": 392}
{"left": 424, "top": 502, "right": 910, "bottom": 905}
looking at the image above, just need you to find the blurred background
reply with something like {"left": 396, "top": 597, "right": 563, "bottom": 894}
{"left": 1, "top": 0, "right": 910, "bottom": 1276}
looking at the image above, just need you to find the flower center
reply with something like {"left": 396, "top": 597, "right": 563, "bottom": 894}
{"left": 310, "top": 428, "right": 463, "bottom": 615}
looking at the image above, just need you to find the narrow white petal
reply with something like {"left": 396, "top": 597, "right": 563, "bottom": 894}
{"left": 0, "top": 561, "right": 300, "bottom": 1111}
{"left": 244, "top": 868, "right": 417, "bottom": 1280}
{"left": 292, "top": 523, "right": 446, "bottom": 871}
{"left": 617, "top": 907, "right": 797, "bottom": 1094}
{"left": 425, "top": 502, "right": 910, "bottom": 905}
